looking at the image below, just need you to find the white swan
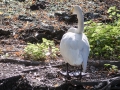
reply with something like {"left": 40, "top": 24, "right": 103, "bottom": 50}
{"left": 60, "top": 5, "right": 90, "bottom": 79}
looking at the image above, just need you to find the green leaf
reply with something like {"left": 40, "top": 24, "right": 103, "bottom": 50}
{"left": 112, "top": 12, "right": 116, "bottom": 16}
{"left": 24, "top": 38, "right": 59, "bottom": 60}
{"left": 104, "top": 64, "right": 111, "bottom": 68}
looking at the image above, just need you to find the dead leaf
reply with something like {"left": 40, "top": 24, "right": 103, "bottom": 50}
{"left": 0, "top": 48, "right": 3, "bottom": 54}
{"left": 15, "top": 51, "right": 22, "bottom": 57}
{"left": 14, "top": 34, "right": 19, "bottom": 39}
{"left": 0, "top": 12, "right": 3, "bottom": 15}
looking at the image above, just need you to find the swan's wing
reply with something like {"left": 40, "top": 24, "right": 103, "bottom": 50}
{"left": 82, "top": 34, "right": 90, "bottom": 72}
{"left": 81, "top": 46, "right": 89, "bottom": 72}
{"left": 67, "top": 27, "right": 76, "bottom": 33}
{"left": 61, "top": 32, "right": 83, "bottom": 50}
{"left": 60, "top": 32, "right": 83, "bottom": 65}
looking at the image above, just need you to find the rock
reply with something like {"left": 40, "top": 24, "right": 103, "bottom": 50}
{"left": 0, "top": 29, "right": 11, "bottom": 36}
{"left": 101, "top": 18, "right": 113, "bottom": 23}
{"left": 19, "top": 24, "right": 55, "bottom": 43}
{"left": 55, "top": 11, "right": 69, "bottom": 22}
{"left": 99, "top": 0, "right": 104, "bottom": 2}
{"left": 55, "top": 11, "right": 66, "bottom": 17}
{"left": 55, "top": 11, "right": 101, "bottom": 23}
{"left": 30, "top": 1, "right": 47, "bottom": 10}
{"left": 17, "top": 0, "right": 25, "bottom": 2}
{"left": 24, "top": 36, "right": 38, "bottom": 43}
{"left": 0, "top": 75, "right": 24, "bottom": 90}
{"left": 18, "top": 15, "right": 35, "bottom": 22}
{"left": 94, "top": 81, "right": 107, "bottom": 89}
{"left": 95, "top": 9, "right": 104, "bottom": 15}
{"left": 97, "top": 15, "right": 114, "bottom": 23}
{"left": 52, "top": 30, "right": 65, "bottom": 40}
{"left": 61, "top": 14, "right": 78, "bottom": 24}
{"left": 84, "top": 12, "right": 101, "bottom": 21}
{"left": 93, "top": 13, "right": 101, "bottom": 18}
{"left": 55, "top": 11, "right": 77, "bottom": 23}
{"left": 36, "top": 33, "right": 48, "bottom": 42}
{"left": 18, "top": 21, "right": 69, "bottom": 43}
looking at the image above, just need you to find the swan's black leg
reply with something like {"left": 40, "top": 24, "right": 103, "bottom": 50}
{"left": 66, "top": 63, "right": 69, "bottom": 79}
{"left": 66, "top": 63, "right": 71, "bottom": 80}
{"left": 79, "top": 65, "right": 83, "bottom": 81}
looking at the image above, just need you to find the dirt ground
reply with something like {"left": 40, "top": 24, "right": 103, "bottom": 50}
{"left": 0, "top": 0, "right": 120, "bottom": 90}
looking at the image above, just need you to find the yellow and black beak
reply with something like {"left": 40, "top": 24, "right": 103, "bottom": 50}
{"left": 70, "top": 6, "right": 74, "bottom": 14}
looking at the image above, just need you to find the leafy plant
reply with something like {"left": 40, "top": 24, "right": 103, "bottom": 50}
{"left": 104, "top": 64, "right": 111, "bottom": 68}
{"left": 110, "top": 65, "right": 118, "bottom": 72}
{"left": 24, "top": 38, "right": 59, "bottom": 60}
{"left": 84, "top": 19, "right": 120, "bottom": 60}
{"left": 107, "top": 6, "right": 120, "bottom": 20}
{"left": 104, "top": 64, "right": 118, "bottom": 73}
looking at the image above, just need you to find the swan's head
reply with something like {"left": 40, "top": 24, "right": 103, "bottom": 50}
{"left": 71, "top": 5, "right": 82, "bottom": 15}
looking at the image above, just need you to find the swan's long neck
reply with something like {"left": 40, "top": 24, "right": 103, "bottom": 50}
{"left": 77, "top": 9, "right": 84, "bottom": 34}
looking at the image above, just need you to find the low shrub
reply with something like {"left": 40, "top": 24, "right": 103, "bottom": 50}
{"left": 84, "top": 19, "right": 120, "bottom": 60}
{"left": 24, "top": 38, "right": 59, "bottom": 60}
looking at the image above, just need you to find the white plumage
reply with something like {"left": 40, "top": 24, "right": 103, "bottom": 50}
{"left": 60, "top": 5, "right": 90, "bottom": 73}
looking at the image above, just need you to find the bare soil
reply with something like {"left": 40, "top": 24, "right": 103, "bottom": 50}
{"left": 0, "top": 0, "right": 120, "bottom": 90}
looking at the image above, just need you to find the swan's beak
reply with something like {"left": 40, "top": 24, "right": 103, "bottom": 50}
{"left": 70, "top": 6, "right": 74, "bottom": 14}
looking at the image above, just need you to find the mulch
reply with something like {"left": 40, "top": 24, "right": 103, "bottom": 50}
{"left": 0, "top": 0, "right": 120, "bottom": 90}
